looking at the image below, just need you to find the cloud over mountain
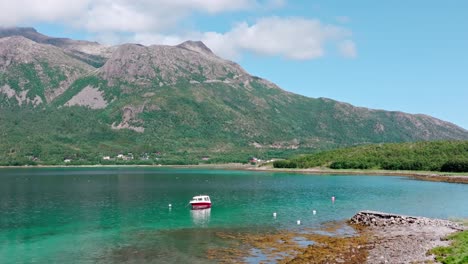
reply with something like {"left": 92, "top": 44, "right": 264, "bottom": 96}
{"left": 0, "top": 0, "right": 356, "bottom": 60}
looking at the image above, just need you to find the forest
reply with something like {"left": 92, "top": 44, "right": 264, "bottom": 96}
{"left": 273, "top": 141, "right": 468, "bottom": 172}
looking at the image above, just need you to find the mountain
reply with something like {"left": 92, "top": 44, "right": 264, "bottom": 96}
{"left": 1, "top": 27, "right": 467, "bottom": 165}
{"left": 0, "top": 27, "right": 113, "bottom": 67}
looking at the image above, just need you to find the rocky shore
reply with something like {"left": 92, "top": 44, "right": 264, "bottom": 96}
{"left": 350, "top": 211, "right": 466, "bottom": 263}
{"left": 204, "top": 211, "right": 466, "bottom": 263}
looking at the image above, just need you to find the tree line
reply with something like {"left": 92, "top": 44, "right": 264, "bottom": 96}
{"left": 273, "top": 141, "right": 468, "bottom": 172}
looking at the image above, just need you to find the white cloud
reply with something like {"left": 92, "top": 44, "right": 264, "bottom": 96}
{"left": 77, "top": 0, "right": 258, "bottom": 32}
{"left": 0, "top": 0, "right": 90, "bottom": 26}
{"left": 163, "top": 0, "right": 253, "bottom": 14}
{"left": 338, "top": 40, "right": 357, "bottom": 58}
{"left": 212, "top": 17, "right": 351, "bottom": 60}
{"left": 0, "top": 0, "right": 257, "bottom": 29}
{"left": 81, "top": 1, "right": 161, "bottom": 32}
{"left": 0, "top": 0, "right": 289, "bottom": 30}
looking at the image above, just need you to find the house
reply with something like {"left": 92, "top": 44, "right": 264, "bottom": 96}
{"left": 140, "top": 153, "right": 150, "bottom": 160}
{"left": 64, "top": 159, "right": 72, "bottom": 163}
{"left": 27, "top": 156, "right": 39, "bottom": 162}
{"left": 249, "top": 157, "right": 258, "bottom": 163}
{"left": 102, "top": 156, "right": 111, "bottom": 160}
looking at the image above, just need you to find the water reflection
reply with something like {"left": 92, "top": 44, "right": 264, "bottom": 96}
{"left": 190, "top": 208, "right": 211, "bottom": 226}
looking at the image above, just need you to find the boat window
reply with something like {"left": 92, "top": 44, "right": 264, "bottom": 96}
{"left": 197, "top": 198, "right": 203, "bottom": 201}
{"left": 204, "top": 197, "right": 208, "bottom": 201}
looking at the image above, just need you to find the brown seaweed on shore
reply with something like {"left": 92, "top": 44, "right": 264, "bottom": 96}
{"left": 206, "top": 223, "right": 370, "bottom": 263}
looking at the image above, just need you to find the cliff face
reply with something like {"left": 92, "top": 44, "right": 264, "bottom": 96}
{"left": 0, "top": 27, "right": 467, "bottom": 163}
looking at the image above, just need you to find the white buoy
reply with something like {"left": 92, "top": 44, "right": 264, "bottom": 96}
{"left": 273, "top": 212, "right": 277, "bottom": 218}
{"left": 312, "top": 210, "right": 316, "bottom": 215}
{"left": 331, "top": 196, "right": 336, "bottom": 203}
{"left": 168, "top": 204, "right": 172, "bottom": 208}
{"left": 297, "top": 220, "right": 301, "bottom": 225}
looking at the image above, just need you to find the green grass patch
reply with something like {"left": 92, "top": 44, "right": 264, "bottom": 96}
{"left": 429, "top": 230, "right": 468, "bottom": 264}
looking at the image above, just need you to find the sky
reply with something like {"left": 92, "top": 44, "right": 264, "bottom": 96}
{"left": 1, "top": 0, "right": 467, "bottom": 129}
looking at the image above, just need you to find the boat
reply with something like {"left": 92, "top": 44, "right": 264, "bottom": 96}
{"left": 189, "top": 195, "right": 211, "bottom": 210}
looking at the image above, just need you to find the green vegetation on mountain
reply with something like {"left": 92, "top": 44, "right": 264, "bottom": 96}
{"left": 2, "top": 61, "right": 65, "bottom": 93}
{"left": 1, "top": 28, "right": 468, "bottom": 166}
{"left": 273, "top": 141, "right": 468, "bottom": 172}
{"left": 0, "top": 103, "right": 315, "bottom": 166}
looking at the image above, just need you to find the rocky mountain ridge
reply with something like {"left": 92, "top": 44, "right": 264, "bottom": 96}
{"left": 0, "top": 27, "right": 113, "bottom": 67}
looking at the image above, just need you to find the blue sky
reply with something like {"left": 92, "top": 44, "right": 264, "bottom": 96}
{"left": 3, "top": 0, "right": 467, "bottom": 128}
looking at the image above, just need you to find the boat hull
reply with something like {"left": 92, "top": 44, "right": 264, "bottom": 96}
{"left": 190, "top": 203, "right": 211, "bottom": 210}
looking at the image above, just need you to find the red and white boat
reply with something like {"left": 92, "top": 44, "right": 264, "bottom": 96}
{"left": 189, "top": 195, "right": 211, "bottom": 210}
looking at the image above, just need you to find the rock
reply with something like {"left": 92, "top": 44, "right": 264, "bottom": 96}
{"left": 349, "top": 210, "right": 464, "bottom": 230}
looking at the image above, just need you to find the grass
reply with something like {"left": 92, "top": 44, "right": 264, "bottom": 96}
{"left": 429, "top": 230, "right": 468, "bottom": 264}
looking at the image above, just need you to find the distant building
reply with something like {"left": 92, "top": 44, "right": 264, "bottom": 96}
{"left": 102, "top": 156, "right": 111, "bottom": 160}
{"left": 249, "top": 157, "right": 258, "bottom": 163}
{"left": 64, "top": 159, "right": 72, "bottom": 163}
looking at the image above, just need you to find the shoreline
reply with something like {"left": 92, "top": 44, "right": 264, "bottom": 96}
{"left": 0, "top": 163, "right": 467, "bottom": 184}
{"left": 350, "top": 211, "right": 467, "bottom": 263}
{"left": 207, "top": 211, "right": 467, "bottom": 263}
{"left": 247, "top": 166, "right": 468, "bottom": 184}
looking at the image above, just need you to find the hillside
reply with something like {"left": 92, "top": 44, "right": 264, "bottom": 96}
{"left": 273, "top": 141, "right": 468, "bottom": 172}
{"left": 1, "top": 27, "right": 468, "bottom": 165}
{"left": 0, "top": 36, "right": 95, "bottom": 104}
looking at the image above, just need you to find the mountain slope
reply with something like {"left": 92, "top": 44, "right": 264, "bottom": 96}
{"left": 0, "top": 36, "right": 95, "bottom": 104}
{"left": 0, "top": 28, "right": 467, "bottom": 165}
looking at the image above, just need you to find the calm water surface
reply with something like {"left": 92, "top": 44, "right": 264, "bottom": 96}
{"left": 0, "top": 168, "right": 467, "bottom": 263}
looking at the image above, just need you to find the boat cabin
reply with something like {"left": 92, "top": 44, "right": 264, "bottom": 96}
{"left": 190, "top": 195, "right": 210, "bottom": 203}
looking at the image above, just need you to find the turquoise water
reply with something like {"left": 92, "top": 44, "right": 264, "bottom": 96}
{"left": 0, "top": 168, "right": 467, "bottom": 263}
